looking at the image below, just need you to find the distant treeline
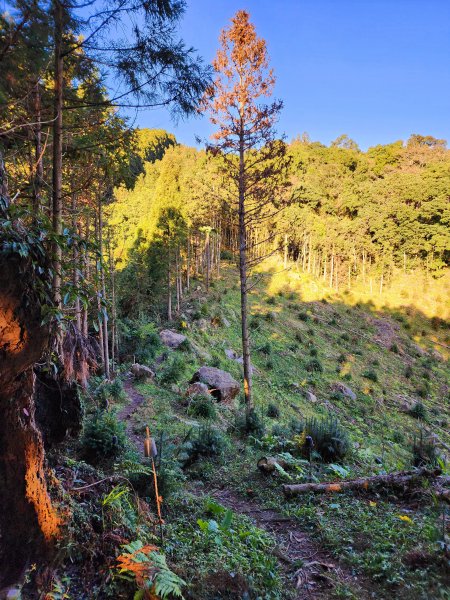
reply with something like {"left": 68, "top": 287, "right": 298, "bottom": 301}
{"left": 109, "top": 131, "right": 449, "bottom": 316}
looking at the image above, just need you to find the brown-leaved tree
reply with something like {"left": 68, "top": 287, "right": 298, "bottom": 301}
{"left": 203, "top": 10, "right": 290, "bottom": 419}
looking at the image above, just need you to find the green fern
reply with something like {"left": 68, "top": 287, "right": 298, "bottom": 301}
{"left": 151, "top": 552, "right": 185, "bottom": 598}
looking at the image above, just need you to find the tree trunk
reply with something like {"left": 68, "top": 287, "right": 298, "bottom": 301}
{"left": 71, "top": 192, "right": 81, "bottom": 330}
{"left": 52, "top": 0, "right": 63, "bottom": 312}
{"left": 32, "top": 80, "right": 43, "bottom": 215}
{"left": 238, "top": 119, "right": 253, "bottom": 415}
{"left": 98, "top": 196, "right": 110, "bottom": 379}
{"left": 282, "top": 467, "right": 441, "bottom": 498}
{"left": 0, "top": 168, "right": 59, "bottom": 586}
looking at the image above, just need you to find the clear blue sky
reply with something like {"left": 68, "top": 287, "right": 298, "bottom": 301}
{"left": 133, "top": 0, "right": 450, "bottom": 150}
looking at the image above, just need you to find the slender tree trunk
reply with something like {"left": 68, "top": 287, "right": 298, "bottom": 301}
{"left": 238, "top": 119, "right": 253, "bottom": 415}
{"left": 284, "top": 233, "right": 288, "bottom": 269}
{"left": 32, "top": 80, "right": 43, "bottom": 215}
{"left": 71, "top": 192, "right": 81, "bottom": 330}
{"left": 186, "top": 231, "right": 190, "bottom": 291}
{"left": 167, "top": 247, "right": 172, "bottom": 321}
{"left": 108, "top": 232, "right": 117, "bottom": 373}
{"left": 52, "top": 0, "right": 63, "bottom": 312}
{"left": 98, "top": 196, "right": 110, "bottom": 379}
{"left": 82, "top": 215, "right": 90, "bottom": 337}
{"left": 95, "top": 216, "right": 105, "bottom": 372}
{"left": 205, "top": 229, "right": 210, "bottom": 291}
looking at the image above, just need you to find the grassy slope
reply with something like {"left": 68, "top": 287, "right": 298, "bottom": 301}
{"left": 126, "top": 261, "right": 449, "bottom": 599}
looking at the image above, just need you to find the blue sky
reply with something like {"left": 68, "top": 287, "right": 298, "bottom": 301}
{"left": 132, "top": 0, "right": 450, "bottom": 150}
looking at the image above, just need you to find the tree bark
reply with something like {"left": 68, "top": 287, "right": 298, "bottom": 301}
{"left": 0, "top": 185, "right": 59, "bottom": 586}
{"left": 238, "top": 118, "right": 253, "bottom": 415}
{"left": 52, "top": 0, "right": 63, "bottom": 311}
{"left": 282, "top": 468, "right": 442, "bottom": 498}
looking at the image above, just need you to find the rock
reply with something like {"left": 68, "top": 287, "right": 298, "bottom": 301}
{"left": 234, "top": 356, "right": 258, "bottom": 375}
{"left": 159, "top": 329, "right": 187, "bottom": 349}
{"left": 331, "top": 382, "right": 356, "bottom": 401}
{"left": 222, "top": 317, "right": 231, "bottom": 328}
{"left": 170, "top": 384, "right": 181, "bottom": 395}
{"left": 306, "top": 391, "right": 317, "bottom": 403}
{"left": 225, "top": 348, "right": 238, "bottom": 360}
{"left": 196, "top": 319, "right": 209, "bottom": 331}
{"left": 154, "top": 352, "right": 169, "bottom": 365}
{"left": 131, "top": 363, "right": 155, "bottom": 381}
{"left": 431, "top": 349, "right": 444, "bottom": 362}
{"left": 191, "top": 366, "right": 240, "bottom": 403}
{"left": 6, "top": 589, "right": 21, "bottom": 600}
{"left": 186, "top": 382, "right": 209, "bottom": 397}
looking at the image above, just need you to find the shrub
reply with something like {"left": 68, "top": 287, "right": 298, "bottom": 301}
{"left": 272, "top": 423, "right": 290, "bottom": 437}
{"left": 108, "top": 378, "right": 126, "bottom": 402}
{"left": 309, "top": 347, "right": 318, "bottom": 357}
{"left": 415, "top": 383, "right": 429, "bottom": 399}
{"left": 362, "top": 369, "right": 378, "bottom": 382}
{"left": 412, "top": 431, "right": 438, "bottom": 467}
{"left": 183, "top": 426, "right": 226, "bottom": 466}
{"left": 258, "top": 342, "right": 272, "bottom": 355}
{"left": 266, "top": 402, "right": 280, "bottom": 418}
{"left": 341, "top": 332, "right": 350, "bottom": 341}
{"left": 295, "top": 331, "right": 303, "bottom": 344}
{"left": 337, "top": 353, "right": 347, "bottom": 364}
{"left": 81, "top": 410, "right": 126, "bottom": 461}
{"left": 265, "top": 359, "right": 274, "bottom": 370}
{"left": 266, "top": 296, "right": 276, "bottom": 305}
{"left": 409, "top": 401, "right": 427, "bottom": 420}
{"left": 298, "top": 311, "right": 309, "bottom": 322}
{"left": 307, "top": 328, "right": 315, "bottom": 337}
{"left": 249, "top": 316, "right": 261, "bottom": 330}
{"left": 295, "top": 417, "right": 350, "bottom": 462}
{"left": 158, "top": 354, "right": 185, "bottom": 384}
{"left": 220, "top": 249, "right": 234, "bottom": 261}
{"left": 235, "top": 409, "right": 265, "bottom": 437}
{"left": 390, "top": 343, "right": 399, "bottom": 354}
{"left": 306, "top": 358, "right": 323, "bottom": 373}
{"left": 404, "top": 365, "right": 413, "bottom": 378}
{"left": 188, "top": 394, "right": 217, "bottom": 420}
{"left": 178, "top": 338, "right": 192, "bottom": 352}
{"left": 392, "top": 430, "right": 404, "bottom": 444}
{"left": 264, "top": 311, "right": 276, "bottom": 322}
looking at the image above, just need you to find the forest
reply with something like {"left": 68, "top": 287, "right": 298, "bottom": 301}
{"left": 0, "top": 1, "right": 449, "bottom": 599}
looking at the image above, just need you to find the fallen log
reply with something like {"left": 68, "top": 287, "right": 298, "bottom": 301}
{"left": 257, "top": 456, "right": 290, "bottom": 474}
{"left": 282, "top": 467, "right": 443, "bottom": 499}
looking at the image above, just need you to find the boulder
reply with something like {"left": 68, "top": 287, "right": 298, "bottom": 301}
{"left": 131, "top": 363, "right": 155, "bottom": 381}
{"left": 222, "top": 317, "right": 231, "bottom": 328}
{"left": 186, "top": 382, "right": 210, "bottom": 397}
{"left": 191, "top": 366, "right": 240, "bottom": 403}
{"left": 225, "top": 348, "right": 238, "bottom": 360}
{"left": 331, "top": 382, "right": 356, "bottom": 401}
{"left": 306, "top": 390, "right": 317, "bottom": 403}
{"left": 159, "top": 329, "right": 187, "bottom": 349}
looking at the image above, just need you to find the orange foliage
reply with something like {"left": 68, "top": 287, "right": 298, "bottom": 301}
{"left": 327, "top": 483, "right": 342, "bottom": 492}
{"left": 0, "top": 300, "right": 27, "bottom": 354}
{"left": 116, "top": 544, "right": 158, "bottom": 588}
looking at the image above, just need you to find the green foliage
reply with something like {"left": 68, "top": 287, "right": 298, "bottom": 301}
{"left": 182, "top": 426, "right": 226, "bottom": 466}
{"left": 258, "top": 341, "right": 272, "bottom": 355}
{"left": 119, "top": 320, "right": 162, "bottom": 363}
{"left": 362, "top": 369, "right": 378, "bottom": 382}
{"left": 266, "top": 402, "right": 280, "bottom": 418}
{"left": 296, "top": 417, "right": 350, "bottom": 462}
{"left": 117, "top": 540, "right": 185, "bottom": 599}
{"left": 188, "top": 394, "right": 217, "bottom": 420}
{"left": 298, "top": 311, "right": 309, "bottom": 321}
{"left": 409, "top": 401, "right": 427, "bottom": 420}
{"left": 412, "top": 432, "right": 438, "bottom": 467}
{"left": 81, "top": 411, "right": 127, "bottom": 462}
{"left": 158, "top": 354, "right": 186, "bottom": 384}
{"left": 305, "top": 358, "right": 323, "bottom": 373}
{"left": 235, "top": 408, "right": 266, "bottom": 437}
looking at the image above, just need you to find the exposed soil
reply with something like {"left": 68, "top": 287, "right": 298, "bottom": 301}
{"left": 204, "top": 487, "right": 371, "bottom": 599}
{"left": 118, "top": 378, "right": 147, "bottom": 454}
{"left": 119, "top": 381, "right": 372, "bottom": 599}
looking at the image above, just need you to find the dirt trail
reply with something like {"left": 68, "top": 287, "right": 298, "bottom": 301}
{"left": 120, "top": 381, "right": 370, "bottom": 599}
{"left": 205, "top": 487, "right": 370, "bottom": 599}
{"left": 118, "top": 379, "right": 147, "bottom": 453}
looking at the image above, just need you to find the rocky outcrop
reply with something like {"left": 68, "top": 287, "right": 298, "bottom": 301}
{"left": 190, "top": 366, "right": 240, "bottom": 403}
{"left": 159, "top": 329, "right": 187, "bottom": 349}
{"left": 331, "top": 382, "right": 356, "bottom": 401}
{"left": 131, "top": 363, "right": 155, "bottom": 381}
{"left": 186, "top": 381, "right": 210, "bottom": 397}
